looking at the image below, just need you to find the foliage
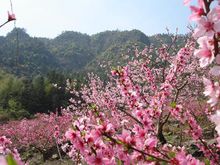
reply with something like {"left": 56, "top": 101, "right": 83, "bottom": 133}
{"left": 1, "top": 28, "right": 58, "bottom": 77}
{"left": 0, "top": 28, "right": 185, "bottom": 77}
{"left": 0, "top": 70, "right": 70, "bottom": 119}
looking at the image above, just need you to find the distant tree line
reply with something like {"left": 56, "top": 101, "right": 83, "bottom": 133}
{"left": 0, "top": 70, "right": 75, "bottom": 121}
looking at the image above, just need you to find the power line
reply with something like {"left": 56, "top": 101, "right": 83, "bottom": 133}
{"left": 9, "top": 0, "right": 19, "bottom": 75}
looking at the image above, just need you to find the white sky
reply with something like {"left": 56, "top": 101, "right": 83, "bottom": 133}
{"left": 0, "top": 0, "right": 191, "bottom": 38}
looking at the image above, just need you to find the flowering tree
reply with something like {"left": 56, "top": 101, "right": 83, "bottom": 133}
{"left": 64, "top": 38, "right": 207, "bottom": 165}
{"left": 0, "top": 110, "right": 73, "bottom": 161}
{"left": 61, "top": 0, "right": 220, "bottom": 164}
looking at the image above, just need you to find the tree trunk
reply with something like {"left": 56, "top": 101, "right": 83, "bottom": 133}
{"left": 157, "top": 123, "right": 167, "bottom": 145}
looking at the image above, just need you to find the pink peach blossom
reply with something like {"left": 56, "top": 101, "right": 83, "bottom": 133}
{"left": 193, "top": 9, "right": 220, "bottom": 38}
{"left": 194, "top": 36, "right": 214, "bottom": 67}
{"left": 7, "top": 11, "right": 16, "bottom": 22}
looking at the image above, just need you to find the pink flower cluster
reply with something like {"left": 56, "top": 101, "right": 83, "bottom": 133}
{"left": 186, "top": 0, "right": 220, "bottom": 162}
{"left": 0, "top": 136, "right": 25, "bottom": 165}
{"left": 0, "top": 110, "right": 72, "bottom": 152}
{"left": 185, "top": 0, "right": 220, "bottom": 67}
{"left": 203, "top": 77, "right": 220, "bottom": 106}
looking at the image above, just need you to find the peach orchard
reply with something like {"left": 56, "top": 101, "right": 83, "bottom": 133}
{"left": 1, "top": 0, "right": 220, "bottom": 164}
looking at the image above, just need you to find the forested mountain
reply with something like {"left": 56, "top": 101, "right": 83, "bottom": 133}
{"left": 0, "top": 28, "right": 187, "bottom": 119}
{"left": 0, "top": 28, "right": 186, "bottom": 77}
{"left": 0, "top": 28, "right": 58, "bottom": 77}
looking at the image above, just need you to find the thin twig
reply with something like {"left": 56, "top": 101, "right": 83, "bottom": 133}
{"left": 118, "top": 105, "right": 143, "bottom": 127}
{"left": 53, "top": 137, "right": 62, "bottom": 160}
{"left": 0, "top": 21, "right": 9, "bottom": 28}
{"left": 103, "top": 133, "right": 169, "bottom": 163}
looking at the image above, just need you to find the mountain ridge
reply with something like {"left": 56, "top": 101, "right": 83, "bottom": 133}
{"left": 0, "top": 28, "right": 186, "bottom": 77}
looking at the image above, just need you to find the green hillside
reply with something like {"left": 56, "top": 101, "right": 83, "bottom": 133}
{"left": 0, "top": 28, "right": 186, "bottom": 77}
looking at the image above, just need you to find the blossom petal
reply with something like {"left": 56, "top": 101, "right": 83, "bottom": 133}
{"left": 210, "top": 66, "right": 220, "bottom": 76}
{"left": 184, "top": 0, "right": 191, "bottom": 6}
{"left": 214, "top": 21, "right": 220, "bottom": 32}
{"left": 216, "top": 54, "right": 220, "bottom": 64}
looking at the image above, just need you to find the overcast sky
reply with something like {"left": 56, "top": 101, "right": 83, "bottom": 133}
{"left": 0, "top": 0, "right": 191, "bottom": 38}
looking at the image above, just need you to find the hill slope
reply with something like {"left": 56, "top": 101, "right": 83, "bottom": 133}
{"left": 0, "top": 28, "right": 185, "bottom": 77}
